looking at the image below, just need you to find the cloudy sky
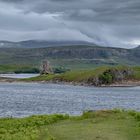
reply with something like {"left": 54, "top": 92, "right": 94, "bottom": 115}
{"left": 0, "top": 0, "right": 140, "bottom": 48}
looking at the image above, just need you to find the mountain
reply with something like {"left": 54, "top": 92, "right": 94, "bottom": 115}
{"left": 0, "top": 40, "right": 96, "bottom": 48}
{"left": 0, "top": 42, "right": 139, "bottom": 70}
{"left": 134, "top": 45, "right": 140, "bottom": 50}
{"left": 0, "top": 41, "right": 17, "bottom": 48}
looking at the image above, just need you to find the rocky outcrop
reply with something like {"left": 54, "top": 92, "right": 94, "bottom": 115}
{"left": 87, "top": 67, "right": 134, "bottom": 86}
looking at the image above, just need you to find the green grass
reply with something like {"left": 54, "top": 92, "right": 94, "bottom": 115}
{"left": 54, "top": 66, "right": 109, "bottom": 82}
{"left": 133, "top": 66, "right": 140, "bottom": 80}
{"left": 23, "top": 66, "right": 140, "bottom": 84}
{"left": 0, "top": 114, "right": 69, "bottom": 140}
{"left": 22, "top": 66, "right": 110, "bottom": 82}
{"left": 0, "top": 110, "right": 140, "bottom": 140}
{"left": 22, "top": 74, "right": 56, "bottom": 82}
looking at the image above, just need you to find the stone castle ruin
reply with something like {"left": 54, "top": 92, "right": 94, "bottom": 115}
{"left": 40, "top": 60, "right": 52, "bottom": 74}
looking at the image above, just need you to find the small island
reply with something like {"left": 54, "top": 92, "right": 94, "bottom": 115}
{"left": 18, "top": 65, "right": 140, "bottom": 87}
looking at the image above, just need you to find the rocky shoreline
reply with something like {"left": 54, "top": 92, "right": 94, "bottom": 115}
{"left": 50, "top": 80, "right": 140, "bottom": 87}
{"left": 0, "top": 77, "right": 17, "bottom": 82}
{"left": 0, "top": 77, "right": 140, "bottom": 87}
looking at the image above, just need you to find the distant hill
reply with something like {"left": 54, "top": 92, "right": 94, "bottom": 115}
{"left": 134, "top": 45, "right": 140, "bottom": 50}
{"left": 0, "top": 40, "right": 96, "bottom": 48}
{"left": 0, "top": 40, "right": 139, "bottom": 70}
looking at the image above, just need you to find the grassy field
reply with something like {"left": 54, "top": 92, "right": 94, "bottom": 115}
{"left": 0, "top": 110, "right": 140, "bottom": 140}
{"left": 0, "top": 114, "right": 69, "bottom": 140}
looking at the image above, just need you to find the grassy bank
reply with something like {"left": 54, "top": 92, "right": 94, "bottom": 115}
{"left": 0, "top": 114, "right": 69, "bottom": 140}
{"left": 0, "top": 110, "right": 140, "bottom": 140}
{"left": 23, "top": 66, "right": 140, "bottom": 86}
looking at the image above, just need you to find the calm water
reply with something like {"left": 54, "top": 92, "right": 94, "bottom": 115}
{"left": 0, "top": 82, "right": 140, "bottom": 117}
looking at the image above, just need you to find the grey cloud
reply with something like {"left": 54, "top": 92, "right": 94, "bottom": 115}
{"left": 0, "top": 0, "right": 23, "bottom": 2}
{"left": 0, "top": 0, "right": 140, "bottom": 48}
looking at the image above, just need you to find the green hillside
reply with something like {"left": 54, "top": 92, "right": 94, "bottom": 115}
{"left": 0, "top": 45, "right": 140, "bottom": 73}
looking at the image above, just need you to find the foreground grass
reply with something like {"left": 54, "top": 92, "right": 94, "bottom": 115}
{"left": 0, "top": 114, "right": 69, "bottom": 140}
{"left": 0, "top": 110, "right": 140, "bottom": 140}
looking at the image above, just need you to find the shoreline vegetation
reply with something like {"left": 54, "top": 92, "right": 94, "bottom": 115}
{"left": 22, "top": 65, "right": 140, "bottom": 87}
{"left": 0, "top": 109, "right": 140, "bottom": 140}
{"left": 0, "top": 65, "right": 140, "bottom": 87}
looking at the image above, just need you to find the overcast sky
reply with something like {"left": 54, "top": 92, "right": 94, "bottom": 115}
{"left": 0, "top": 0, "right": 140, "bottom": 48}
